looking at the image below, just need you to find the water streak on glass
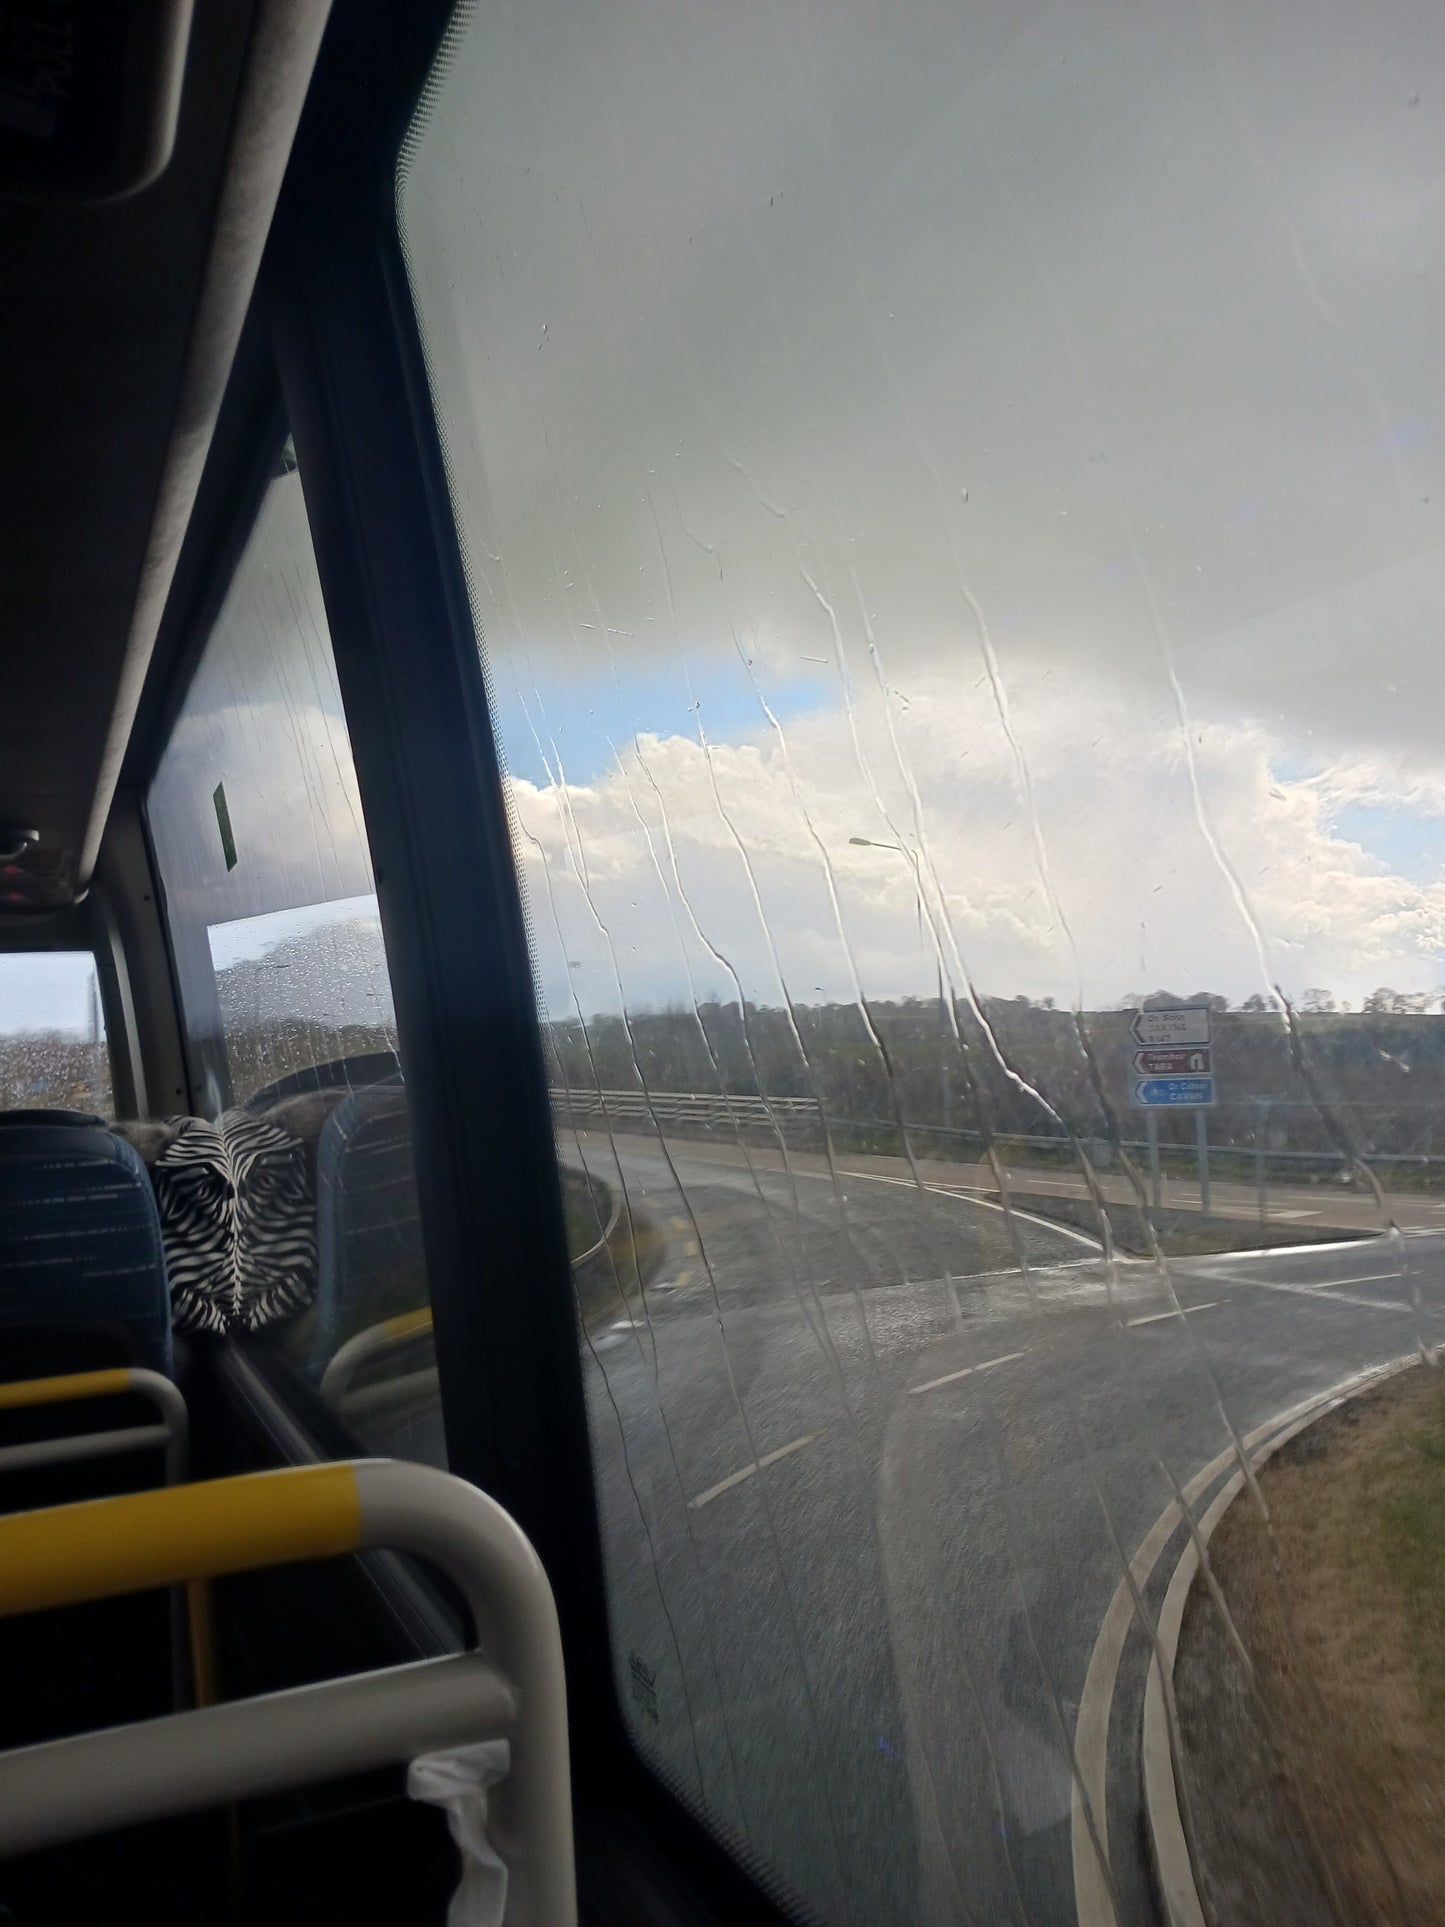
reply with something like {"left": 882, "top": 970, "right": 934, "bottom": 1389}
{"left": 400, "top": 3, "right": 1445, "bottom": 1918}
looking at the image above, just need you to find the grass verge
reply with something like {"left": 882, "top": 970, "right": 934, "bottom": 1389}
{"left": 1176, "top": 1363, "right": 1445, "bottom": 1925}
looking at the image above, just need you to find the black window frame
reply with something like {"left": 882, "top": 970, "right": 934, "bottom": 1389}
{"left": 129, "top": 2, "right": 804, "bottom": 1918}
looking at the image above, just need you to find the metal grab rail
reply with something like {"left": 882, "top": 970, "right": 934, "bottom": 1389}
{"left": 319, "top": 1306, "right": 434, "bottom": 1405}
{"left": 0, "top": 1368, "right": 187, "bottom": 1483}
{"left": 0, "top": 1459, "right": 573, "bottom": 1927}
{"left": 0, "top": 1368, "right": 211, "bottom": 1707}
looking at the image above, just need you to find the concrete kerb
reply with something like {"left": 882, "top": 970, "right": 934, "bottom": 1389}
{"left": 565, "top": 1168, "right": 673, "bottom": 1338}
{"left": 568, "top": 1170, "right": 622, "bottom": 1271}
{"left": 1072, "top": 1352, "right": 1422, "bottom": 1927}
{"left": 1141, "top": 1352, "right": 1422, "bottom": 1927}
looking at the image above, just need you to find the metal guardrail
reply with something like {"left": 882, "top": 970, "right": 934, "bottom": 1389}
{"left": 0, "top": 1459, "right": 574, "bottom": 1926}
{"left": 551, "top": 1088, "right": 1445, "bottom": 1171}
{"left": 553, "top": 1086, "right": 816, "bottom": 1130}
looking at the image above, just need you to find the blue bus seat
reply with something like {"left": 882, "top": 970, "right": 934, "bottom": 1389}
{"left": 308, "top": 1082, "right": 425, "bottom": 1374}
{"left": 0, "top": 1114, "right": 172, "bottom": 1377}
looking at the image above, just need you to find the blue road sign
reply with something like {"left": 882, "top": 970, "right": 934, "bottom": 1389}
{"left": 1133, "top": 1075, "right": 1214, "bottom": 1108}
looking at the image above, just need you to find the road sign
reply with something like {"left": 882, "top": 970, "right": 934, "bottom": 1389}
{"left": 1133, "top": 1075, "right": 1215, "bottom": 1108}
{"left": 1131, "top": 1006, "right": 1212, "bottom": 1048}
{"left": 1134, "top": 1046, "right": 1212, "bottom": 1077}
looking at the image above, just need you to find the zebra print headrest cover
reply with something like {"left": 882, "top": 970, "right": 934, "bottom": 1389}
{"left": 152, "top": 1110, "right": 316, "bottom": 1335}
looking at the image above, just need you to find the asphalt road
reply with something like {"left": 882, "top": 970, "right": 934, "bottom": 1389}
{"left": 572, "top": 1130, "right": 1445, "bottom": 1926}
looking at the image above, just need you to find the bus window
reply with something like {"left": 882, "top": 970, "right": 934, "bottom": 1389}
{"left": 0, "top": 952, "right": 110, "bottom": 1116}
{"left": 147, "top": 447, "right": 441, "bottom": 1466}
{"left": 399, "top": 0, "right": 1445, "bottom": 1920}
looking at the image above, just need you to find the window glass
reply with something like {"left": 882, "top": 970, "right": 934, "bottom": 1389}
{"left": 0, "top": 951, "right": 110, "bottom": 1114}
{"left": 148, "top": 453, "right": 441, "bottom": 1466}
{"left": 402, "top": 5, "right": 1445, "bottom": 1920}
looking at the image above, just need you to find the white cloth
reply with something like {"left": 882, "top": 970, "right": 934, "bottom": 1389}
{"left": 407, "top": 1739, "right": 511, "bottom": 1927}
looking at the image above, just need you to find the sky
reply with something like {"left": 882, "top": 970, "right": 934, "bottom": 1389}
{"left": 0, "top": 951, "right": 104, "bottom": 1037}
{"left": 390, "top": 0, "right": 1445, "bottom": 1025}
{"left": 144, "top": 0, "right": 1445, "bottom": 1039}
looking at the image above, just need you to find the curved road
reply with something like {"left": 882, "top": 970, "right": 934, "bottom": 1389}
{"left": 573, "top": 1129, "right": 1445, "bottom": 1926}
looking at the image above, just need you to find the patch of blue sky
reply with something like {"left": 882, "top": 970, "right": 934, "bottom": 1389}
{"left": 1268, "top": 750, "right": 1317, "bottom": 786}
{"left": 1256, "top": 752, "right": 1445, "bottom": 881}
{"left": 1325, "top": 802, "right": 1445, "bottom": 881}
{"left": 493, "top": 654, "right": 835, "bottom": 786}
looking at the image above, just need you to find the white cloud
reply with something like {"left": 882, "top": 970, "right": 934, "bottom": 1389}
{"left": 509, "top": 661, "right": 1445, "bottom": 1020}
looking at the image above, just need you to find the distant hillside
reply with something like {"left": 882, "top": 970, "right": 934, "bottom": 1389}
{"left": 0, "top": 1030, "right": 110, "bottom": 1114}
{"left": 198, "top": 910, "right": 1445, "bottom": 1163}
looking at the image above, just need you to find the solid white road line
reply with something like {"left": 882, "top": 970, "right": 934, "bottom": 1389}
{"left": 1311, "top": 1271, "right": 1412, "bottom": 1289}
{"left": 688, "top": 1432, "right": 824, "bottom": 1509}
{"left": 906, "top": 1349, "right": 1028, "bottom": 1396}
{"left": 1239, "top": 1277, "right": 1414, "bottom": 1313}
{"left": 1197, "top": 1235, "right": 1386, "bottom": 1261}
{"left": 809, "top": 1165, "right": 1107, "bottom": 1252}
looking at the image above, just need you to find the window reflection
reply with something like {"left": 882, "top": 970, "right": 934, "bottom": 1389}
{"left": 147, "top": 458, "right": 442, "bottom": 1464}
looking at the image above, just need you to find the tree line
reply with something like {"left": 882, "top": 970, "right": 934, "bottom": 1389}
{"left": 543, "top": 990, "right": 1445, "bottom": 1162}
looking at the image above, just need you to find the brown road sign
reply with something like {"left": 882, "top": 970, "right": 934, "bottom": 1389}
{"left": 1133, "top": 1046, "right": 1212, "bottom": 1076}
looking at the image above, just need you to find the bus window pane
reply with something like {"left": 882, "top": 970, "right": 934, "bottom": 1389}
{"left": 147, "top": 452, "right": 441, "bottom": 1467}
{"left": 0, "top": 952, "right": 110, "bottom": 1115}
{"left": 402, "top": 4, "right": 1445, "bottom": 1919}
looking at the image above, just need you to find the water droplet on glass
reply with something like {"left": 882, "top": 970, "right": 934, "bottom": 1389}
{"left": 959, "top": 486, "right": 969, "bottom": 503}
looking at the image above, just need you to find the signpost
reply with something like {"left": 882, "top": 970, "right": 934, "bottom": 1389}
{"left": 1129, "top": 1008, "right": 1216, "bottom": 1217}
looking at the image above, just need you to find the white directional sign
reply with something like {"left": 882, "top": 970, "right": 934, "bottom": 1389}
{"left": 1130, "top": 1006, "right": 1212, "bottom": 1049}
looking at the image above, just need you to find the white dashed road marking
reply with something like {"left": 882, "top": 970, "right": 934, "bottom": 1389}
{"left": 689, "top": 1432, "right": 824, "bottom": 1509}
{"left": 907, "top": 1349, "right": 1028, "bottom": 1396}
{"left": 1126, "top": 1302, "right": 1219, "bottom": 1328}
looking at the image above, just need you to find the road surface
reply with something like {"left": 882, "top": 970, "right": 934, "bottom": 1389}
{"left": 572, "top": 1129, "right": 1445, "bottom": 1925}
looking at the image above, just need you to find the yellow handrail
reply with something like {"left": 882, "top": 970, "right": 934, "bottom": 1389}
{"left": 319, "top": 1307, "right": 434, "bottom": 1404}
{"left": 0, "top": 1367, "right": 133, "bottom": 1411}
{"left": 0, "top": 1365, "right": 214, "bottom": 1707}
{"left": 0, "top": 1463, "right": 363, "bottom": 1619}
{"left": 0, "top": 1458, "right": 574, "bottom": 1924}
